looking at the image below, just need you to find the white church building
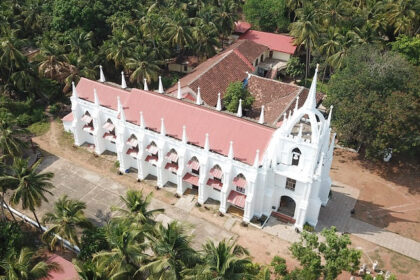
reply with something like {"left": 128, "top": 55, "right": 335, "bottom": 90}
{"left": 62, "top": 65, "right": 335, "bottom": 229}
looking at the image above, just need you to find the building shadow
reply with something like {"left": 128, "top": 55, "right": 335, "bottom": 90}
{"left": 35, "top": 149, "right": 60, "bottom": 172}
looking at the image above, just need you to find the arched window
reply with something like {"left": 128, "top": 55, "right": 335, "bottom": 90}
{"left": 291, "top": 148, "right": 301, "bottom": 166}
{"left": 145, "top": 141, "right": 158, "bottom": 165}
{"left": 233, "top": 173, "right": 247, "bottom": 194}
{"left": 103, "top": 119, "right": 116, "bottom": 141}
{"left": 207, "top": 164, "right": 223, "bottom": 191}
{"left": 187, "top": 156, "right": 200, "bottom": 175}
{"left": 165, "top": 148, "right": 178, "bottom": 173}
{"left": 81, "top": 111, "right": 94, "bottom": 133}
{"left": 126, "top": 134, "right": 138, "bottom": 157}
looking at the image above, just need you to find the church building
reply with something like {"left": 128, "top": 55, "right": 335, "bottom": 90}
{"left": 62, "top": 65, "right": 335, "bottom": 230}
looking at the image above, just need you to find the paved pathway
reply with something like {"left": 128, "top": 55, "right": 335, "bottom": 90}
{"left": 263, "top": 181, "right": 420, "bottom": 261}
{"left": 8, "top": 155, "right": 420, "bottom": 261}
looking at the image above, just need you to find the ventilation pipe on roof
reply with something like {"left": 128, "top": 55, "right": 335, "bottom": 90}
{"left": 158, "top": 76, "right": 164, "bottom": 93}
{"left": 253, "top": 149, "right": 260, "bottom": 168}
{"left": 94, "top": 88, "right": 100, "bottom": 106}
{"left": 160, "top": 118, "right": 166, "bottom": 136}
{"left": 204, "top": 133, "right": 210, "bottom": 151}
{"left": 236, "top": 99, "right": 243, "bottom": 117}
{"left": 143, "top": 78, "right": 149, "bottom": 91}
{"left": 140, "top": 112, "right": 145, "bottom": 129}
{"left": 216, "top": 93, "right": 222, "bottom": 111}
{"left": 177, "top": 81, "right": 182, "bottom": 99}
{"left": 258, "top": 105, "right": 265, "bottom": 124}
{"left": 72, "top": 81, "right": 78, "bottom": 99}
{"left": 121, "top": 71, "right": 127, "bottom": 89}
{"left": 182, "top": 125, "right": 187, "bottom": 143}
{"left": 99, "top": 65, "right": 106, "bottom": 83}
{"left": 228, "top": 141, "right": 234, "bottom": 159}
{"left": 196, "top": 87, "right": 202, "bottom": 105}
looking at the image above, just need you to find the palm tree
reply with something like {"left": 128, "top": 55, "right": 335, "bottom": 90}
{"left": 112, "top": 189, "right": 164, "bottom": 225}
{"left": 42, "top": 195, "right": 92, "bottom": 250}
{"left": 141, "top": 221, "right": 198, "bottom": 279}
{"left": 192, "top": 22, "right": 220, "bottom": 58}
{"left": 36, "top": 43, "right": 76, "bottom": 83}
{"left": 216, "top": 0, "right": 238, "bottom": 48}
{"left": 164, "top": 12, "right": 193, "bottom": 55}
{"left": 0, "top": 158, "right": 18, "bottom": 222}
{"left": 183, "top": 239, "right": 253, "bottom": 280}
{"left": 73, "top": 259, "right": 109, "bottom": 280}
{"left": 103, "top": 32, "right": 139, "bottom": 68}
{"left": 0, "top": 34, "right": 27, "bottom": 75}
{"left": 93, "top": 218, "right": 148, "bottom": 279}
{"left": 386, "top": 0, "right": 419, "bottom": 36}
{"left": 0, "top": 112, "right": 27, "bottom": 159}
{"left": 289, "top": 3, "right": 319, "bottom": 83}
{"left": 126, "top": 47, "right": 162, "bottom": 86}
{"left": 0, "top": 247, "right": 59, "bottom": 280}
{"left": 67, "top": 30, "right": 93, "bottom": 56}
{"left": 7, "top": 158, "right": 54, "bottom": 229}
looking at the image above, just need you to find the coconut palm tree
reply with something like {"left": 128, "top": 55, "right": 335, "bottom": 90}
{"left": 192, "top": 22, "right": 220, "bottom": 58}
{"left": 0, "top": 247, "right": 59, "bottom": 280}
{"left": 216, "top": 0, "right": 238, "bottom": 48}
{"left": 141, "top": 221, "right": 198, "bottom": 279}
{"left": 42, "top": 195, "right": 92, "bottom": 250}
{"left": 112, "top": 189, "right": 164, "bottom": 225}
{"left": 0, "top": 112, "right": 27, "bottom": 159}
{"left": 36, "top": 43, "right": 76, "bottom": 83}
{"left": 67, "top": 30, "right": 93, "bottom": 57}
{"left": 93, "top": 218, "right": 148, "bottom": 279}
{"left": 126, "top": 47, "right": 162, "bottom": 86}
{"left": 0, "top": 34, "right": 27, "bottom": 75}
{"left": 73, "top": 259, "right": 109, "bottom": 280}
{"left": 386, "top": 0, "right": 419, "bottom": 36}
{"left": 103, "top": 32, "right": 139, "bottom": 68}
{"left": 183, "top": 239, "right": 253, "bottom": 280}
{"left": 289, "top": 3, "right": 319, "bottom": 83}
{"left": 164, "top": 13, "right": 193, "bottom": 55}
{"left": 7, "top": 158, "right": 54, "bottom": 229}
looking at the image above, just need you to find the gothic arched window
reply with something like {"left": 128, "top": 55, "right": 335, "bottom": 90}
{"left": 291, "top": 148, "right": 301, "bottom": 166}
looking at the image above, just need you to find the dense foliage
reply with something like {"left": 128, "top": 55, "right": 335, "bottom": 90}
{"left": 223, "top": 81, "right": 255, "bottom": 113}
{"left": 325, "top": 46, "right": 420, "bottom": 158}
{"left": 243, "top": 0, "right": 289, "bottom": 33}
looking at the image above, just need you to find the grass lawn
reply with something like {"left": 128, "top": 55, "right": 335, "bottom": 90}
{"left": 27, "top": 121, "right": 50, "bottom": 136}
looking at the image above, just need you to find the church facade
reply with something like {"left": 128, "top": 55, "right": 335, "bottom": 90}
{"left": 62, "top": 66, "right": 335, "bottom": 229}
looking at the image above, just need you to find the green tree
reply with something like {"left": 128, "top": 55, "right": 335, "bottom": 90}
{"left": 42, "top": 195, "right": 92, "bottom": 250}
{"left": 325, "top": 46, "right": 420, "bottom": 159}
{"left": 126, "top": 47, "right": 162, "bottom": 86}
{"left": 6, "top": 158, "right": 54, "bottom": 229}
{"left": 0, "top": 112, "right": 27, "bottom": 159}
{"left": 0, "top": 247, "right": 58, "bottom": 280}
{"left": 78, "top": 226, "right": 110, "bottom": 261}
{"left": 285, "top": 57, "right": 305, "bottom": 81}
{"left": 391, "top": 35, "right": 420, "bottom": 65}
{"left": 141, "top": 221, "right": 198, "bottom": 279}
{"left": 112, "top": 189, "right": 164, "bottom": 225}
{"left": 244, "top": 0, "right": 289, "bottom": 32}
{"left": 223, "top": 82, "right": 255, "bottom": 113}
{"left": 289, "top": 227, "right": 361, "bottom": 280}
{"left": 183, "top": 239, "right": 253, "bottom": 280}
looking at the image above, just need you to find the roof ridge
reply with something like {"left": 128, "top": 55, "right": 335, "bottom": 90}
{"left": 248, "top": 74, "right": 302, "bottom": 89}
{"left": 233, "top": 49, "right": 255, "bottom": 70}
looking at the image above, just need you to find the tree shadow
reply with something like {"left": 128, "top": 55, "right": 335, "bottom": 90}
{"left": 34, "top": 149, "right": 60, "bottom": 172}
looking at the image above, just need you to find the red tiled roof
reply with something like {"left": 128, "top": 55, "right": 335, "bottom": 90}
{"left": 234, "top": 21, "right": 251, "bottom": 33}
{"left": 227, "top": 191, "right": 246, "bottom": 208}
{"left": 76, "top": 78, "right": 274, "bottom": 165}
{"left": 240, "top": 30, "right": 297, "bottom": 54}
{"left": 62, "top": 112, "right": 73, "bottom": 122}
{"left": 167, "top": 40, "right": 268, "bottom": 106}
{"left": 43, "top": 254, "right": 78, "bottom": 280}
{"left": 247, "top": 75, "right": 303, "bottom": 125}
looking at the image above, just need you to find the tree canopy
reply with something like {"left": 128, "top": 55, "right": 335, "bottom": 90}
{"left": 223, "top": 81, "right": 255, "bottom": 113}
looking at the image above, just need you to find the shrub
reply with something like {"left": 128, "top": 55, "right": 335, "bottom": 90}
{"left": 78, "top": 227, "right": 109, "bottom": 260}
{"left": 49, "top": 103, "right": 61, "bottom": 116}
{"left": 223, "top": 82, "right": 254, "bottom": 113}
{"left": 16, "top": 113, "right": 33, "bottom": 127}
{"left": 303, "top": 223, "right": 314, "bottom": 232}
{"left": 28, "top": 121, "right": 51, "bottom": 136}
{"left": 0, "top": 221, "right": 25, "bottom": 259}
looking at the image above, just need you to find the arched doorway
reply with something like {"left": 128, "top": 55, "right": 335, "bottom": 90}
{"left": 291, "top": 148, "right": 301, "bottom": 166}
{"left": 278, "top": 196, "right": 296, "bottom": 218}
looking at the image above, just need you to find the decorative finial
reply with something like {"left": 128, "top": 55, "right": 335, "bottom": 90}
{"left": 140, "top": 112, "right": 145, "bottom": 128}
{"left": 228, "top": 141, "right": 234, "bottom": 159}
{"left": 216, "top": 93, "right": 222, "bottom": 111}
{"left": 294, "top": 96, "right": 300, "bottom": 112}
{"left": 253, "top": 149, "right": 260, "bottom": 168}
{"left": 258, "top": 105, "right": 265, "bottom": 124}
{"left": 327, "top": 105, "right": 333, "bottom": 124}
{"left": 204, "top": 133, "right": 210, "bottom": 151}
{"left": 236, "top": 99, "right": 242, "bottom": 117}
{"left": 94, "top": 88, "right": 100, "bottom": 106}
{"left": 160, "top": 118, "right": 166, "bottom": 136}
{"left": 196, "top": 87, "right": 202, "bottom": 105}
{"left": 182, "top": 125, "right": 187, "bottom": 143}
{"left": 117, "top": 96, "right": 125, "bottom": 121}
{"left": 177, "top": 81, "right": 182, "bottom": 99}
{"left": 72, "top": 81, "right": 78, "bottom": 98}
{"left": 302, "top": 64, "right": 319, "bottom": 109}
{"left": 121, "top": 71, "right": 127, "bottom": 89}
{"left": 143, "top": 78, "right": 149, "bottom": 91}
{"left": 158, "top": 76, "right": 164, "bottom": 94}
{"left": 99, "top": 65, "right": 105, "bottom": 82}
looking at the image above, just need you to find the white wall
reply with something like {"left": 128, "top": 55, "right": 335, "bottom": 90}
{"left": 272, "top": 51, "right": 291, "bottom": 61}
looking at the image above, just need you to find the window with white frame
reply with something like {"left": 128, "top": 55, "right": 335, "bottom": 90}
{"left": 285, "top": 178, "right": 296, "bottom": 191}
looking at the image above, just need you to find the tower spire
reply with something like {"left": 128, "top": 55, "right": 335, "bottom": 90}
{"left": 72, "top": 81, "right": 78, "bottom": 99}
{"left": 327, "top": 105, "right": 333, "bottom": 125}
{"left": 121, "top": 71, "right": 127, "bottom": 89}
{"left": 158, "top": 76, "right": 164, "bottom": 93}
{"left": 216, "top": 93, "right": 222, "bottom": 111}
{"left": 177, "top": 81, "right": 182, "bottom": 99}
{"left": 196, "top": 87, "right": 202, "bottom": 105}
{"left": 99, "top": 65, "right": 106, "bottom": 82}
{"left": 253, "top": 149, "right": 260, "bottom": 168}
{"left": 143, "top": 79, "right": 149, "bottom": 91}
{"left": 140, "top": 112, "right": 145, "bottom": 128}
{"left": 294, "top": 96, "right": 300, "bottom": 112}
{"left": 258, "top": 105, "right": 265, "bottom": 124}
{"left": 117, "top": 96, "right": 125, "bottom": 121}
{"left": 303, "top": 64, "right": 319, "bottom": 109}
{"left": 237, "top": 99, "right": 243, "bottom": 117}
